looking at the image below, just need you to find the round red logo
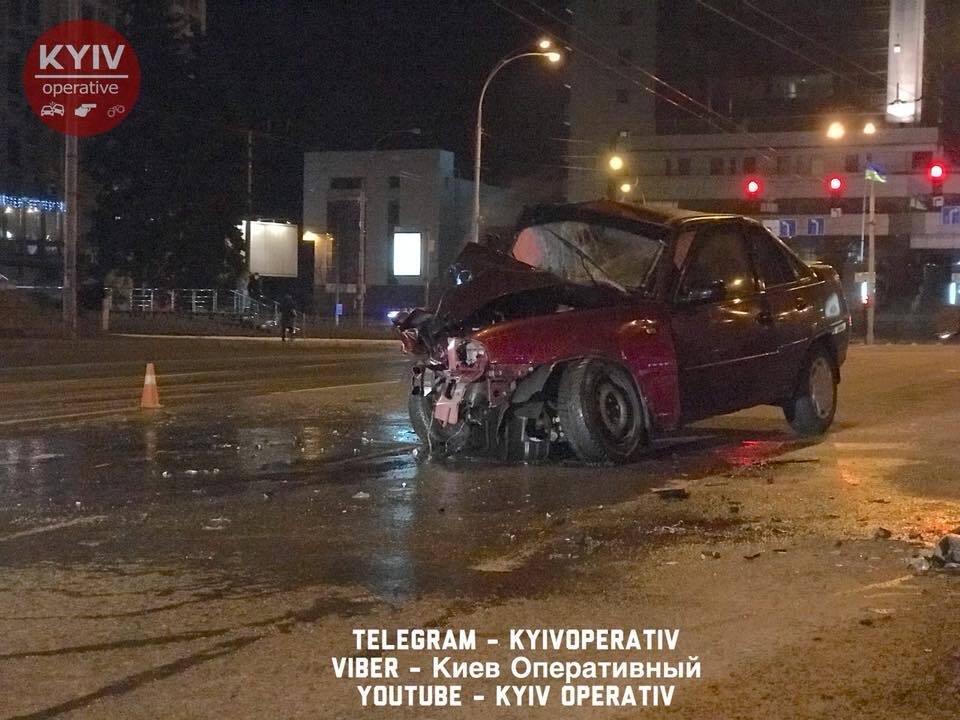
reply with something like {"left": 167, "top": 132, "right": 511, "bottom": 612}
{"left": 23, "top": 20, "right": 140, "bottom": 137}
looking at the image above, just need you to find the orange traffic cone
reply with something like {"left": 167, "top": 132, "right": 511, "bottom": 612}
{"left": 140, "top": 363, "right": 162, "bottom": 409}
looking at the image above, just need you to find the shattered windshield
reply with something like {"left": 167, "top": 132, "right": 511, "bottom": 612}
{"left": 511, "top": 221, "right": 664, "bottom": 291}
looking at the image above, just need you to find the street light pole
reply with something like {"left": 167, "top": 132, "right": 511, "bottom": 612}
{"left": 62, "top": 0, "right": 81, "bottom": 339}
{"left": 866, "top": 178, "right": 876, "bottom": 345}
{"left": 358, "top": 183, "right": 366, "bottom": 328}
{"left": 473, "top": 48, "right": 560, "bottom": 245}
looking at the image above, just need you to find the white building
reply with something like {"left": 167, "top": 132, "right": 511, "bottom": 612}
{"left": 302, "top": 149, "right": 519, "bottom": 317}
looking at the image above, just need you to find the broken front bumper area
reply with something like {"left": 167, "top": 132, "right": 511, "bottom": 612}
{"left": 394, "top": 308, "right": 559, "bottom": 462}
{"left": 410, "top": 356, "right": 557, "bottom": 463}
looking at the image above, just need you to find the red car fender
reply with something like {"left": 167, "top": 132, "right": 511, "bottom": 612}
{"left": 471, "top": 305, "right": 681, "bottom": 432}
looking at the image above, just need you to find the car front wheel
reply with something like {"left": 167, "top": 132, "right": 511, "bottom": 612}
{"left": 408, "top": 392, "right": 470, "bottom": 455}
{"left": 557, "top": 359, "right": 646, "bottom": 464}
{"left": 783, "top": 346, "right": 838, "bottom": 436}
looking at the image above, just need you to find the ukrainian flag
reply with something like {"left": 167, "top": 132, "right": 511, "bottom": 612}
{"left": 865, "top": 164, "right": 887, "bottom": 183}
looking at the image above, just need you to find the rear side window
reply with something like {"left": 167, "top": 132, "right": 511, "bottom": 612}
{"left": 680, "top": 224, "right": 755, "bottom": 299}
{"left": 748, "top": 227, "right": 797, "bottom": 288}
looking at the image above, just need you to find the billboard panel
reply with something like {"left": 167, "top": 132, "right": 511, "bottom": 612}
{"left": 248, "top": 220, "right": 298, "bottom": 277}
{"left": 393, "top": 231, "right": 422, "bottom": 277}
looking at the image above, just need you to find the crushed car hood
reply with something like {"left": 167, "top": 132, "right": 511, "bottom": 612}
{"left": 434, "top": 242, "right": 627, "bottom": 329}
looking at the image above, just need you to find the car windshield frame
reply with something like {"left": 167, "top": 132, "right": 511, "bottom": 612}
{"left": 510, "top": 218, "right": 666, "bottom": 294}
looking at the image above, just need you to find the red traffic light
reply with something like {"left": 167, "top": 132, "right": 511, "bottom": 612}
{"left": 929, "top": 162, "right": 946, "bottom": 181}
{"left": 745, "top": 178, "right": 761, "bottom": 197}
{"left": 828, "top": 175, "right": 844, "bottom": 192}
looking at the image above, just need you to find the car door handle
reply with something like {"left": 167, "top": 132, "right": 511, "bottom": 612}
{"left": 756, "top": 310, "right": 774, "bottom": 325}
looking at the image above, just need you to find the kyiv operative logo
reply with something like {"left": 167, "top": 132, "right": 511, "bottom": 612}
{"left": 23, "top": 20, "right": 140, "bottom": 136}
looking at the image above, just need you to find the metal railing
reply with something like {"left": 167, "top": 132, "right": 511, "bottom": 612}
{"left": 109, "top": 288, "right": 279, "bottom": 326}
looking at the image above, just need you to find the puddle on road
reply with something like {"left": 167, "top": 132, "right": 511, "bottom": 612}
{"left": 0, "top": 405, "right": 822, "bottom": 602}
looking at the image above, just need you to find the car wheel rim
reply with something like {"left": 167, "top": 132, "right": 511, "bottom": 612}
{"left": 597, "top": 379, "right": 634, "bottom": 443}
{"left": 809, "top": 357, "right": 835, "bottom": 420}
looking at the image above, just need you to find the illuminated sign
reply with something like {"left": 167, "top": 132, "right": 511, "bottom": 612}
{"left": 393, "top": 231, "right": 422, "bottom": 277}
{"left": 887, "top": 0, "right": 924, "bottom": 123}
{"left": 0, "top": 194, "right": 65, "bottom": 212}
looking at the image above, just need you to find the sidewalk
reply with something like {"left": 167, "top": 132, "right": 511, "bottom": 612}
{"left": 0, "top": 334, "right": 397, "bottom": 370}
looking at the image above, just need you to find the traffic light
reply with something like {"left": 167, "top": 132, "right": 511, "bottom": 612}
{"left": 928, "top": 161, "right": 947, "bottom": 208}
{"left": 745, "top": 178, "right": 762, "bottom": 198}
{"left": 826, "top": 174, "right": 844, "bottom": 215}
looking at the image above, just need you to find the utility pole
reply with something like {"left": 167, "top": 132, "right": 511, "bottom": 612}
{"left": 62, "top": 0, "right": 81, "bottom": 339}
{"left": 866, "top": 178, "right": 876, "bottom": 345}
{"left": 358, "top": 185, "right": 366, "bottom": 328}
{"left": 246, "top": 129, "right": 253, "bottom": 216}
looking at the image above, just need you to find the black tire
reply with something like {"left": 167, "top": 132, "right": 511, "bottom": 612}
{"left": 783, "top": 345, "right": 838, "bottom": 437}
{"left": 408, "top": 393, "right": 470, "bottom": 454}
{"left": 557, "top": 359, "right": 646, "bottom": 463}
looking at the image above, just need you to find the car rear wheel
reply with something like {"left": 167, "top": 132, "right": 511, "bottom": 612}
{"left": 783, "top": 346, "right": 838, "bottom": 437}
{"left": 557, "top": 359, "right": 646, "bottom": 464}
{"left": 408, "top": 393, "right": 470, "bottom": 454}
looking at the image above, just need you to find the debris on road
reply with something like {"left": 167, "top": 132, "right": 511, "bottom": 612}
{"left": 906, "top": 555, "right": 931, "bottom": 574}
{"left": 701, "top": 550, "right": 721, "bottom": 560}
{"left": 648, "top": 521, "right": 687, "bottom": 535}
{"left": 202, "top": 517, "right": 230, "bottom": 531}
{"left": 652, "top": 486, "right": 690, "bottom": 500}
{"left": 581, "top": 534, "right": 602, "bottom": 555}
{"left": 874, "top": 527, "right": 893, "bottom": 540}
{"left": 933, "top": 534, "right": 960, "bottom": 565}
{"left": 744, "top": 551, "right": 763, "bottom": 560}
{"left": 351, "top": 491, "right": 370, "bottom": 500}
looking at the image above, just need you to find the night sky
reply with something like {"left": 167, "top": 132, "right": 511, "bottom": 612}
{"left": 209, "top": 0, "right": 568, "bottom": 211}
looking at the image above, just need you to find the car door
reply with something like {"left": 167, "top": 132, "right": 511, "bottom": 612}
{"left": 670, "top": 220, "right": 779, "bottom": 421}
{"left": 745, "top": 224, "right": 814, "bottom": 400}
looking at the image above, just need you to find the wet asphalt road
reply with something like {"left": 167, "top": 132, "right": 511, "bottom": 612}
{"left": 1, "top": 338, "right": 960, "bottom": 719}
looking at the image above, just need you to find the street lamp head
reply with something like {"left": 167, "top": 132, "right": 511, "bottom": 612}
{"left": 608, "top": 155, "right": 624, "bottom": 171}
{"left": 619, "top": 182, "right": 633, "bottom": 194}
{"left": 863, "top": 121, "right": 877, "bottom": 135}
{"left": 545, "top": 51, "right": 562, "bottom": 63}
{"left": 826, "top": 121, "right": 845, "bottom": 140}
{"left": 538, "top": 38, "right": 553, "bottom": 50}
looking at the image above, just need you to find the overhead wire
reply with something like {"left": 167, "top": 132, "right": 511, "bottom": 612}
{"left": 517, "top": 0, "right": 756, "bottom": 135}
{"left": 487, "top": 0, "right": 780, "bottom": 161}
{"left": 698, "top": 0, "right": 920, "bottom": 105}
{"left": 740, "top": 0, "right": 887, "bottom": 83}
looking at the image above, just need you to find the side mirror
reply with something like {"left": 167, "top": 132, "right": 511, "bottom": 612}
{"left": 679, "top": 279, "right": 725, "bottom": 305}
{"left": 448, "top": 264, "right": 473, "bottom": 286}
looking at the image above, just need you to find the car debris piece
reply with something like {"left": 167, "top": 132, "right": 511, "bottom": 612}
{"left": 743, "top": 551, "right": 763, "bottom": 560}
{"left": 652, "top": 487, "right": 690, "bottom": 500}
{"left": 351, "top": 491, "right": 371, "bottom": 500}
{"left": 906, "top": 556, "right": 931, "bottom": 574}
{"left": 933, "top": 534, "right": 960, "bottom": 565}
{"left": 701, "top": 550, "right": 721, "bottom": 560}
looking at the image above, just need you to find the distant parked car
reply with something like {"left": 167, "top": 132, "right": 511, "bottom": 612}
{"left": 395, "top": 201, "right": 850, "bottom": 463}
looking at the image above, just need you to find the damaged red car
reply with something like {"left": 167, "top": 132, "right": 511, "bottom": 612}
{"left": 395, "top": 201, "right": 850, "bottom": 463}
